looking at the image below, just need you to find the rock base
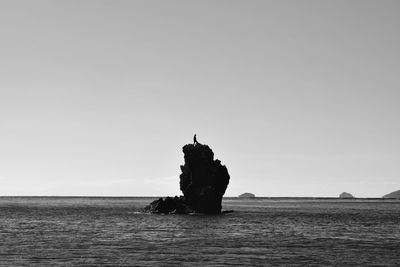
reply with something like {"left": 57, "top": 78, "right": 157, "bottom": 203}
{"left": 143, "top": 196, "right": 193, "bottom": 214}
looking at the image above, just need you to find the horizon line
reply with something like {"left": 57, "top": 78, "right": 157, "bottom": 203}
{"left": 0, "top": 195, "right": 398, "bottom": 200}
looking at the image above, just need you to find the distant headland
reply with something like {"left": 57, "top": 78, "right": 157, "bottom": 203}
{"left": 383, "top": 189, "right": 400, "bottom": 199}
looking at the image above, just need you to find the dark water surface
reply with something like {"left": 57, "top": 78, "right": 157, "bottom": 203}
{"left": 0, "top": 197, "right": 399, "bottom": 266}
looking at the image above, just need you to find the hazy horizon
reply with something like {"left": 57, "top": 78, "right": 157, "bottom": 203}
{"left": 1, "top": 0, "right": 400, "bottom": 198}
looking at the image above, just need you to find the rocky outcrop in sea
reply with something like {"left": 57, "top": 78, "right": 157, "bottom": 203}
{"left": 144, "top": 140, "right": 230, "bottom": 214}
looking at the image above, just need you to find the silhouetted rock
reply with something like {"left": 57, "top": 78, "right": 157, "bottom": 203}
{"left": 339, "top": 192, "right": 355, "bottom": 199}
{"left": 383, "top": 189, "right": 400, "bottom": 199}
{"left": 179, "top": 143, "right": 230, "bottom": 213}
{"left": 143, "top": 196, "right": 193, "bottom": 214}
{"left": 239, "top": 192, "right": 255, "bottom": 198}
{"left": 144, "top": 141, "right": 230, "bottom": 214}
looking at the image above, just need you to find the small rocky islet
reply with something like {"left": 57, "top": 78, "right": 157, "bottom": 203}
{"left": 239, "top": 192, "right": 255, "bottom": 198}
{"left": 339, "top": 192, "right": 355, "bottom": 199}
{"left": 144, "top": 138, "right": 230, "bottom": 214}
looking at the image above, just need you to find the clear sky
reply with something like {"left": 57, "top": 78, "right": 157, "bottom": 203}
{"left": 1, "top": 0, "right": 399, "bottom": 197}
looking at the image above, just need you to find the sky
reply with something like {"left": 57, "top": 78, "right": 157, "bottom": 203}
{"left": 1, "top": 0, "right": 399, "bottom": 197}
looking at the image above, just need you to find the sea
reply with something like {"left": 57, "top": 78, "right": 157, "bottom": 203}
{"left": 0, "top": 197, "right": 399, "bottom": 266}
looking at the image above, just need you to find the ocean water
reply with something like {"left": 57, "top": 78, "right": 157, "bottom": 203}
{"left": 0, "top": 197, "right": 399, "bottom": 266}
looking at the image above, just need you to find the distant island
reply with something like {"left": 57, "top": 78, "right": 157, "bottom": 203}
{"left": 339, "top": 192, "right": 355, "bottom": 199}
{"left": 238, "top": 193, "right": 255, "bottom": 198}
{"left": 383, "top": 189, "right": 400, "bottom": 199}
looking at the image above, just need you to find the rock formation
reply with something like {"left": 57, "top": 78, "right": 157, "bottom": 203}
{"left": 339, "top": 192, "right": 355, "bottom": 199}
{"left": 144, "top": 141, "right": 230, "bottom": 214}
{"left": 239, "top": 192, "right": 255, "bottom": 198}
{"left": 383, "top": 189, "right": 400, "bottom": 199}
